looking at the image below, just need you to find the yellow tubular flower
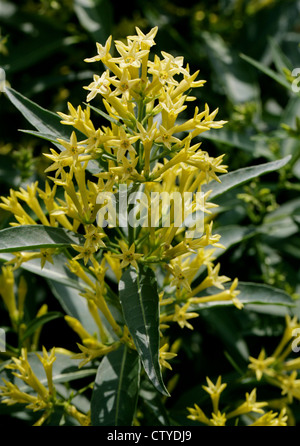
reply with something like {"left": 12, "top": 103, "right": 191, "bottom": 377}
{"left": 0, "top": 265, "right": 19, "bottom": 326}
{"left": 111, "top": 241, "right": 143, "bottom": 270}
{"left": 202, "top": 376, "right": 227, "bottom": 415}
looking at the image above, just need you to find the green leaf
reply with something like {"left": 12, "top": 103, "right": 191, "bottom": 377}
{"left": 4, "top": 88, "right": 100, "bottom": 175}
{"left": 199, "top": 128, "right": 271, "bottom": 159}
{"left": 74, "top": 0, "right": 112, "bottom": 43}
{"left": 213, "top": 225, "right": 256, "bottom": 259}
{"left": 203, "top": 155, "right": 291, "bottom": 199}
{"left": 5, "top": 87, "right": 73, "bottom": 142}
{"left": 119, "top": 266, "right": 169, "bottom": 397}
{"left": 0, "top": 225, "right": 84, "bottom": 253}
{"left": 20, "top": 312, "right": 63, "bottom": 342}
{"left": 237, "top": 282, "right": 294, "bottom": 307}
{"left": 0, "top": 252, "right": 83, "bottom": 290}
{"left": 191, "top": 281, "right": 294, "bottom": 309}
{"left": 85, "top": 102, "right": 122, "bottom": 127}
{"left": 139, "top": 381, "right": 171, "bottom": 426}
{"left": 91, "top": 345, "right": 140, "bottom": 426}
{"left": 19, "top": 129, "right": 68, "bottom": 145}
{"left": 240, "top": 53, "right": 292, "bottom": 91}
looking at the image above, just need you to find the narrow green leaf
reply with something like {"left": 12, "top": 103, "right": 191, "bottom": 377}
{"left": 85, "top": 102, "right": 122, "bottom": 127}
{"left": 139, "top": 381, "right": 171, "bottom": 426}
{"left": 240, "top": 53, "right": 292, "bottom": 91}
{"left": 5, "top": 87, "right": 72, "bottom": 141}
{"left": 213, "top": 225, "right": 256, "bottom": 259}
{"left": 0, "top": 225, "right": 84, "bottom": 253}
{"left": 19, "top": 129, "right": 68, "bottom": 145}
{"left": 0, "top": 252, "right": 84, "bottom": 291}
{"left": 199, "top": 128, "right": 271, "bottom": 159}
{"left": 203, "top": 155, "right": 291, "bottom": 199}
{"left": 237, "top": 282, "right": 295, "bottom": 307}
{"left": 119, "top": 266, "right": 169, "bottom": 397}
{"left": 20, "top": 312, "right": 63, "bottom": 342}
{"left": 91, "top": 345, "right": 140, "bottom": 426}
{"left": 5, "top": 88, "right": 100, "bottom": 174}
{"left": 191, "top": 281, "right": 294, "bottom": 309}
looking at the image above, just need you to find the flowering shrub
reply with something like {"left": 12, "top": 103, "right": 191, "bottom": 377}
{"left": 0, "top": 26, "right": 298, "bottom": 426}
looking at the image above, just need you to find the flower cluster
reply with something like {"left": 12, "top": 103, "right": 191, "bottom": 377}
{"left": 188, "top": 315, "right": 300, "bottom": 426}
{"left": 0, "top": 347, "right": 90, "bottom": 425}
{"left": 187, "top": 376, "right": 288, "bottom": 426}
{"left": 248, "top": 315, "right": 300, "bottom": 404}
{"left": 0, "top": 27, "right": 243, "bottom": 421}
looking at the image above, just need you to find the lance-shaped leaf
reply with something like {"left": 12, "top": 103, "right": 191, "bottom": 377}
{"left": 4, "top": 88, "right": 100, "bottom": 174}
{"left": 119, "top": 266, "right": 169, "bottom": 397}
{"left": 191, "top": 281, "right": 294, "bottom": 309}
{"left": 5, "top": 87, "right": 73, "bottom": 141}
{"left": 91, "top": 345, "right": 140, "bottom": 426}
{"left": 202, "top": 155, "right": 291, "bottom": 199}
{"left": 0, "top": 225, "right": 84, "bottom": 253}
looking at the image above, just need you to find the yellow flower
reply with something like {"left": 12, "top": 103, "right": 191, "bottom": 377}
{"left": 187, "top": 403, "right": 211, "bottom": 425}
{"left": 110, "top": 127, "right": 139, "bottom": 162}
{"left": 210, "top": 411, "right": 227, "bottom": 426}
{"left": 128, "top": 26, "right": 158, "bottom": 48}
{"left": 251, "top": 408, "right": 288, "bottom": 426}
{"left": 71, "top": 243, "right": 97, "bottom": 265}
{"left": 83, "top": 71, "right": 112, "bottom": 102}
{"left": 248, "top": 348, "right": 276, "bottom": 381}
{"left": 279, "top": 370, "right": 300, "bottom": 403}
{"left": 172, "top": 302, "right": 199, "bottom": 330}
{"left": 168, "top": 262, "right": 197, "bottom": 293}
{"left": 84, "top": 35, "right": 112, "bottom": 63}
{"left": 155, "top": 125, "right": 181, "bottom": 150}
{"left": 159, "top": 343, "right": 177, "bottom": 370}
{"left": 202, "top": 376, "right": 227, "bottom": 414}
{"left": 226, "top": 388, "right": 268, "bottom": 419}
{"left": 111, "top": 241, "right": 143, "bottom": 270}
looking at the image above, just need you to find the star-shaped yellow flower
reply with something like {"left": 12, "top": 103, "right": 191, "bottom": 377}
{"left": 111, "top": 241, "right": 143, "bottom": 270}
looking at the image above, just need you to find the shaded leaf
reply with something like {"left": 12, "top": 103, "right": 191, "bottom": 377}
{"left": 0, "top": 225, "right": 84, "bottom": 253}
{"left": 5, "top": 87, "right": 73, "bottom": 142}
{"left": 240, "top": 53, "right": 292, "bottom": 91}
{"left": 91, "top": 345, "right": 140, "bottom": 426}
{"left": 192, "top": 281, "right": 294, "bottom": 309}
{"left": 200, "top": 128, "right": 271, "bottom": 159}
{"left": 119, "top": 266, "right": 169, "bottom": 396}
{"left": 203, "top": 156, "right": 291, "bottom": 199}
{"left": 0, "top": 252, "right": 83, "bottom": 290}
